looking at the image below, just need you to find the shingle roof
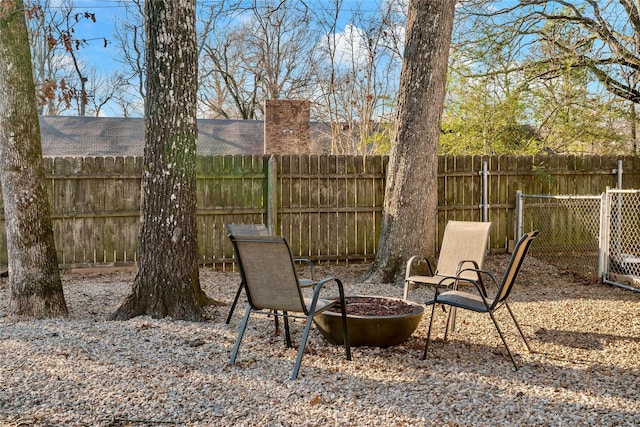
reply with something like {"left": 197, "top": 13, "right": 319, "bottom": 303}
{"left": 38, "top": 116, "right": 333, "bottom": 157}
{"left": 39, "top": 116, "right": 266, "bottom": 156}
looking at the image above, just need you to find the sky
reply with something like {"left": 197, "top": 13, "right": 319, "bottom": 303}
{"left": 41, "top": 0, "right": 401, "bottom": 117}
{"left": 69, "top": 0, "right": 393, "bottom": 64}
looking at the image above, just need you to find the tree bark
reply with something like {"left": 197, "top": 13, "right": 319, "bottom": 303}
{"left": 367, "top": 0, "right": 456, "bottom": 285}
{"left": 0, "top": 0, "right": 68, "bottom": 319}
{"left": 111, "top": 0, "right": 212, "bottom": 321}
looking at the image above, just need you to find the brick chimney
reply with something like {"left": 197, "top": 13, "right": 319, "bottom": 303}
{"left": 264, "top": 100, "right": 311, "bottom": 154}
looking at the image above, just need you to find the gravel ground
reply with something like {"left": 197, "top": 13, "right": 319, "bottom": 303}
{"left": 0, "top": 255, "right": 639, "bottom": 426}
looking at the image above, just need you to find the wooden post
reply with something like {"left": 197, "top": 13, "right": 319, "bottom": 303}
{"left": 267, "top": 155, "right": 278, "bottom": 234}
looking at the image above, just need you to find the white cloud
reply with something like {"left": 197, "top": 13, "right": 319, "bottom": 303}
{"left": 327, "top": 24, "right": 370, "bottom": 68}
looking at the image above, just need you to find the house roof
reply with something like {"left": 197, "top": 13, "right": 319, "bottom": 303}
{"left": 38, "top": 116, "right": 332, "bottom": 157}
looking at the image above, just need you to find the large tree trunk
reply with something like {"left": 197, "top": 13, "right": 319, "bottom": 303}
{"left": 367, "top": 0, "right": 456, "bottom": 285}
{"left": 0, "top": 0, "right": 68, "bottom": 319}
{"left": 111, "top": 0, "right": 212, "bottom": 321}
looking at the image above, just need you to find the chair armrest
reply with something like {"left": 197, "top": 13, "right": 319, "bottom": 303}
{"left": 453, "top": 267, "right": 500, "bottom": 297}
{"left": 435, "top": 273, "right": 477, "bottom": 291}
{"left": 456, "top": 259, "right": 480, "bottom": 274}
{"left": 308, "top": 277, "right": 352, "bottom": 362}
{"left": 294, "top": 258, "right": 315, "bottom": 280}
{"left": 433, "top": 273, "right": 493, "bottom": 307}
{"left": 405, "top": 255, "right": 435, "bottom": 280}
{"left": 454, "top": 260, "right": 482, "bottom": 292}
{"left": 309, "top": 277, "right": 347, "bottom": 316}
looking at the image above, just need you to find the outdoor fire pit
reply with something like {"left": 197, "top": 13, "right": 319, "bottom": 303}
{"left": 313, "top": 295, "right": 424, "bottom": 348}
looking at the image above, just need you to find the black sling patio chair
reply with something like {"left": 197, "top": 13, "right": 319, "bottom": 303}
{"left": 422, "top": 230, "right": 539, "bottom": 370}
{"left": 228, "top": 234, "right": 351, "bottom": 380}
{"left": 225, "top": 224, "right": 315, "bottom": 324}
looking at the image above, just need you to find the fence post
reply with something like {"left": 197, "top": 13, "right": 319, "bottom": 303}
{"left": 597, "top": 189, "right": 609, "bottom": 282}
{"left": 480, "top": 160, "right": 489, "bottom": 222}
{"left": 515, "top": 190, "right": 523, "bottom": 241}
{"left": 617, "top": 159, "right": 623, "bottom": 189}
{"left": 267, "top": 155, "right": 278, "bottom": 234}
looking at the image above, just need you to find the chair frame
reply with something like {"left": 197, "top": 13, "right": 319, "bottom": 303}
{"left": 422, "top": 230, "right": 539, "bottom": 370}
{"left": 228, "top": 234, "right": 351, "bottom": 380}
{"left": 225, "top": 224, "right": 315, "bottom": 325}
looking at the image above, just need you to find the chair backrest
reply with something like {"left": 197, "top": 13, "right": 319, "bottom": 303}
{"left": 229, "top": 234, "right": 307, "bottom": 313}
{"left": 226, "top": 223, "right": 270, "bottom": 237}
{"left": 436, "top": 221, "right": 492, "bottom": 280}
{"left": 494, "top": 230, "right": 539, "bottom": 304}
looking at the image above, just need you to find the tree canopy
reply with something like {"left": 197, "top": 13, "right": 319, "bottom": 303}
{"left": 447, "top": 0, "right": 640, "bottom": 154}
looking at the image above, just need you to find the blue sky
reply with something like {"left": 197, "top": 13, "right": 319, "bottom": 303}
{"left": 42, "top": 0, "right": 400, "bottom": 116}
{"left": 54, "top": 0, "right": 390, "bottom": 76}
{"left": 55, "top": 1, "right": 130, "bottom": 76}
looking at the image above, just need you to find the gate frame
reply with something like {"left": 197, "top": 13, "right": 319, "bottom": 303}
{"left": 516, "top": 189, "right": 640, "bottom": 293}
{"left": 600, "top": 187, "right": 640, "bottom": 292}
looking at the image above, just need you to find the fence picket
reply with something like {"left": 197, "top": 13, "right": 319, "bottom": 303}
{"left": 0, "top": 154, "right": 637, "bottom": 267}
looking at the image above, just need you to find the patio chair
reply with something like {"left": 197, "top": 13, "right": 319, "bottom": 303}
{"left": 421, "top": 230, "right": 539, "bottom": 370}
{"left": 404, "top": 220, "right": 492, "bottom": 301}
{"left": 225, "top": 224, "right": 316, "bottom": 324}
{"left": 228, "top": 234, "right": 351, "bottom": 380}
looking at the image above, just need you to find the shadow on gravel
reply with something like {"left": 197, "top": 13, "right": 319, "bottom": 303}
{"left": 534, "top": 327, "right": 640, "bottom": 350}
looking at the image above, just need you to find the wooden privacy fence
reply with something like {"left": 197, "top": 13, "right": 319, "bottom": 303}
{"left": 196, "top": 154, "right": 387, "bottom": 265}
{"left": 0, "top": 154, "right": 638, "bottom": 268}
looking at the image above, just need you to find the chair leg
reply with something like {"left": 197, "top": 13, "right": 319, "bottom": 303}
{"left": 421, "top": 302, "right": 438, "bottom": 360}
{"left": 504, "top": 302, "right": 532, "bottom": 352}
{"left": 488, "top": 310, "right": 519, "bottom": 370}
{"left": 448, "top": 306, "right": 458, "bottom": 334}
{"left": 291, "top": 311, "right": 316, "bottom": 380}
{"left": 339, "top": 302, "right": 352, "bottom": 361}
{"left": 403, "top": 281, "right": 410, "bottom": 300}
{"left": 273, "top": 310, "right": 280, "bottom": 333}
{"left": 225, "top": 282, "right": 244, "bottom": 324}
{"left": 444, "top": 306, "right": 453, "bottom": 341}
{"left": 283, "top": 311, "right": 292, "bottom": 348}
{"left": 230, "top": 304, "right": 252, "bottom": 364}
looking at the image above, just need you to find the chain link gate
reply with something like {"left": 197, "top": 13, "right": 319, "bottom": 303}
{"left": 600, "top": 189, "right": 640, "bottom": 291}
{"left": 516, "top": 189, "right": 640, "bottom": 292}
{"left": 515, "top": 192, "right": 603, "bottom": 282}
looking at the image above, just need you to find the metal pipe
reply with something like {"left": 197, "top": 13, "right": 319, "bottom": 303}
{"left": 617, "top": 159, "right": 623, "bottom": 189}
{"left": 515, "top": 190, "right": 523, "bottom": 241}
{"left": 481, "top": 160, "right": 488, "bottom": 222}
{"left": 597, "top": 190, "right": 608, "bottom": 282}
{"left": 267, "top": 155, "right": 278, "bottom": 234}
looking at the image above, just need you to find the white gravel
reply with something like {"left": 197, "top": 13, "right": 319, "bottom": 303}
{"left": 0, "top": 256, "right": 639, "bottom": 426}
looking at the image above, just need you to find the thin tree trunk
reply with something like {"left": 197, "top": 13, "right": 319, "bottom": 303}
{"left": 367, "top": 0, "right": 456, "bottom": 285}
{"left": 0, "top": 0, "right": 68, "bottom": 319}
{"left": 631, "top": 103, "right": 638, "bottom": 154}
{"left": 111, "top": 0, "right": 213, "bottom": 321}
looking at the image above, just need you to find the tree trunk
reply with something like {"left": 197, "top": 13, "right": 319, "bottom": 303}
{"left": 0, "top": 0, "right": 68, "bottom": 319}
{"left": 367, "top": 0, "right": 456, "bottom": 285}
{"left": 111, "top": 0, "right": 212, "bottom": 321}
